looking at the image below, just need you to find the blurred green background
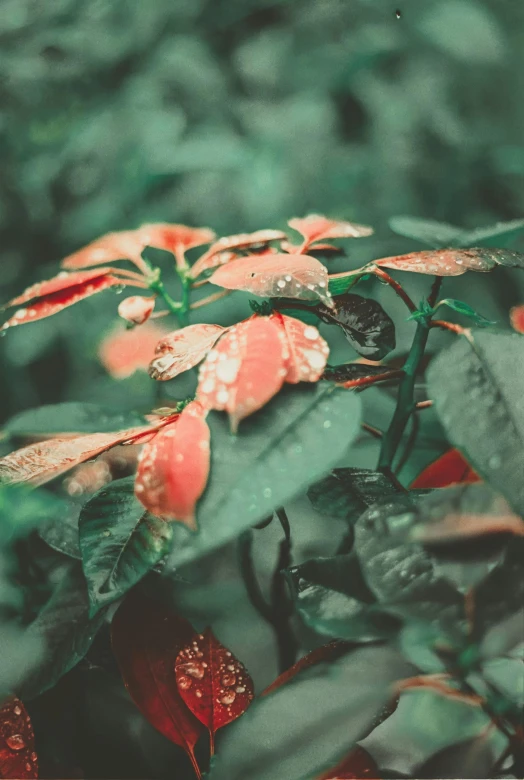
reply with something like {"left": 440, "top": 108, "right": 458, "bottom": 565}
{"left": 1, "top": 0, "right": 524, "bottom": 422}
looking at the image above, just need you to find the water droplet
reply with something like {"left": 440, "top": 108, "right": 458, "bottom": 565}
{"left": 323, "top": 420, "right": 332, "bottom": 429}
{"left": 395, "top": 9, "right": 401, "bottom": 19}
{"left": 26, "top": 763, "right": 32, "bottom": 772}
{"left": 222, "top": 673, "right": 236, "bottom": 686}
{"left": 6, "top": 734, "right": 25, "bottom": 751}
{"left": 219, "top": 691, "right": 236, "bottom": 705}
{"left": 103, "top": 529, "right": 111, "bottom": 537}
{"left": 178, "top": 675, "right": 193, "bottom": 690}
{"left": 13, "top": 705, "right": 22, "bottom": 716}
{"left": 184, "top": 663, "right": 205, "bottom": 679}
{"left": 31, "top": 752, "right": 37, "bottom": 762}
{"left": 489, "top": 454, "right": 502, "bottom": 469}
{"left": 236, "top": 685, "right": 246, "bottom": 693}
{"left": 195, "top": 689, "right": 203, "bottom": 698}
{"left": 263, "top": 487, "right": 272, "bottom": 498}
{"left": 227, "top": 664, "right": 235, "bottom": 671}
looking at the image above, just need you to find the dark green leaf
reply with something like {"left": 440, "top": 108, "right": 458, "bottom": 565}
{"left": 2, "top": 402, "right": 146, "bottom": 437}
{"left": 317, "top": 293, "right": 395, "bottom": 359}
{"left": 19, "top": 563, "right": 107, "bottom": 699}
{"left": 79, "top": 479, "right": 173, "bottom": 615}
{"left": 480, "top": 611, "right": 524, "bottom": 659}
{"left": 163, "top": 384, "right": 361, "bottom": 568}
{"left": 437, "top": 298, "right": 496, "bottom": 327}
{"left": 321, "top": 363, "right": 395, "bottom": 383}
{"left": 328, "top": 272, "right": 369, "bottom": 297}
{"left": 428, "top": 330, "right": 524, "bottom": 516}
{"left": 39, "top": 511, "right": 82, "bottom": 560}
{"left": 417, "top": 737, "right": 509, "bottom": 779}
{"left": 389, "top": 216, "right": 463, "bottom": 248}
{"left": 308, "top": 468, "right": 405, "bottom": 522}
{"left": 359, "top": 688, "right": 507, "bottom": 777}
{"left": 207, "top": 646, "right": 414, "bottom": 780}
{"left": 481, "top": 657, "right": 524, "bottom": 709}
{"left": 0, "top": 484, "right": 67, "bottom": 539}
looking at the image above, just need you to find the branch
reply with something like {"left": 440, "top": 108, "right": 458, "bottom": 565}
{"left": 373, "top": 267, "right": 417, "bottom": 313}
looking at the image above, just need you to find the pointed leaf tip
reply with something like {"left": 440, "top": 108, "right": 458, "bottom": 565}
{"left": 149, "top": 323, "right": 227, "bottom": 381}
{"left": 288, "top": 214, "right": 373, "bottom": 245}
{"left": 271, "top": 312, "right": 329, "bottom": 383}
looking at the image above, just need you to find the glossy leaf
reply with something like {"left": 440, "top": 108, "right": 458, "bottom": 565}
{"left": 99, "top": 322, "right": 170, "bottom": 379}
{"left": 149, "top": 323, "right": 227, "bottom": 381}
{"left": 79, "top": 479, "right": 174, "bottom": 615}
{"left": 375, "top": 247, "right": 524, "bottom": 276}
{"left": 1, "top": 274, "right": 123, "bottom": 330}
{"left": 318, "top": 746, "right": 380, "bottom": 779}
{"left": 61, "top": 230, "right": 147, "bottom": 270}
{"left": 135, "top": 401, "right": 210, "bottom": 527}
{"left": 139, "top": 222, "right": 215, "bottom": 254}
{"left": 270, "top": 312, "right": 329, "bottom": 383}
{"left": 209, "top": 253, "right": 333, "bottom": 308}
{"left": 0, "top": 422, "right": 165, "bottom": 487}
{"left": 321, "top": 363, "right": 394, "bottom": 384}
{"left": 389, "top": 216, "right": 463, "bottom": 248}
{"left": 411, "top": 448, "right": 480, "bottom": 489}
{"left": 207, "top": 646, "right": 414, "bottom": 780}
{"left": 118, "top": 295, "right": 156, "bottom": 324}
{"left": 288, "top": 214, "right": 373, "bottom": 245}
{"left": 308, "top": 468, "right": 404, "bottom": 522}
{"left": 2, "top": 403, "right": 146, "bottom": 437}
{"left": 317, "top": 293, "right": 395, "bottom": 359}
{"left": 197, "top": 317, "right": 287, "bottom": 432}
{"left": 175, "top": 627, "right": 254, "bottom": 742}
{"left": 4, "top": 267, "right": 134, "bottom": 308}
{"left": 0, "top": 698, "right": 38, "bottom": 779}
{"left": 189, "top": 229, "right": 286, "bottom": 279}
{"left": 437, "top": 298, "right": 495, "bottom": 327}
{"left": 20, "top": 563, "right": 107, "bottom": 700}
{"left": 428, "top": 330, "right": 524, "bottom": 515}
{"left": 510, "top": 304, "right": 524, "bottom": 333}
{"left": 111, "top": 592, "right": 204, "bottom": 769}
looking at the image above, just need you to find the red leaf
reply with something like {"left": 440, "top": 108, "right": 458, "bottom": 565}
{"left": 510, "top": 304, "right": 524, "bottom": 334}
{"left": 61, "top": 230, "right": 147, "bottom": 271}
{"left": 111, "top": 592, "right": 204, "bottom": 777}
{"left": 271, "top": 312, "right": 329, "bottom": 383}
{"left": 188, "top": 250, "right": 238, "bottom": 281}
{"left": 261, "top": 642, "right": 348, "bottom": 697}
{"left": 189, "top": 230, "right": 286, "bottom": 280}
{"left": 288, "top": 214, "right": 373, "bottom": 245}
{"left": 134, "top": 401, "right": 210, "bottom": 528}
{"left": 209, "top": 253, "right": 334, "bottom": 308}
{"left": 139, "top": 223, "right": 216, "bottom": 255}
{"left": 118, "top": 295, "right": 156, "bottom": 325}
{"left": 0, "top": 423, "right": 166, "bottom": 487}
{"left": 375, "top": 249, "right": 496, "bottom": 276}
{"left": 0, "top": 698, "right": 38, "bottom": 780}
{"left": 149, "top": 323, "right": 227, "bottom": 381}
{"left": 196, "top": 317, "right": 287, "bottom": 432}
{"left": 175, "top": 627, "right": 254, "bottom": 751}
{"left": 318, "top": 746, "right": 380, "bottom": 780}
{"left": 4, "top": 267, "right": 137, "bottom": 308}
{"left": 99, "top": 322, "right": 170, "bottom": 379}
{"left": 411, "top": 449, "right": 481, "bottom": 489}
{"left": 1, "top": 274, "right": 124, "bottom": 330}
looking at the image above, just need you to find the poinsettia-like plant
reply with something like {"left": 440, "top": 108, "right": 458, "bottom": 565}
{"left": 0, "top": 214, "right": 523, "bottom": 779}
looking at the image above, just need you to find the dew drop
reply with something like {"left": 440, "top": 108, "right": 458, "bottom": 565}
{"left": 489, "top": 454, "right": 502, "bottom": 469}
{"left": 263, "top": 487, "right": 272, "bottom": 498}
{"left": 13, "top": 705, "right": 22, "bottom": 716}
{"left": 219, "top": 691, "right": 236, "bottom": 705}
{"left": 222, "top": 673, "right": 236, "bottom": 686}
{"left": 195, "top": 689, "right": 203, "bottom": 698}
{"left": 227, "top": 663, "right": 235, "bottom": 671}
{"left": 185, "top": 663, "right": 205, "bottom": 679}
{"left": 236, "top": 685, "right": 246, "bottom": 693}
{"left": 6, "top": 734, "right": 25, "bottom": 751}
{"left": 178, "top": 675, "right": 193, "bottom": 690}
{"left": 395, "top": 9, "right": 401, "bottom": 19}
{"left": 26, "top": 763, "right": 32, "bottom": 772}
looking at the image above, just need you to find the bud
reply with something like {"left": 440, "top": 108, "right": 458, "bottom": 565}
{"left": 118, "top": 295, "right": 156, "bottom": 325}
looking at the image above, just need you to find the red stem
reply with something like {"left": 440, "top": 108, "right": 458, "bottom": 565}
{"left": 340, "top": 369, "right": 404, "bottom": 390}
{"left": 373, "top": 267, "right": 417, "bottom": 313}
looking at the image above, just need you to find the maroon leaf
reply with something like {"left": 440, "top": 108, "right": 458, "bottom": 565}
{"left": 375, "top": 248, "right": 498, "bottom": 276}
{"left": 111, "top": 592, "right": 205, "bottom": 777}
{"left": 288, "top": 214, "right": 373, "bottom": 246}
{"left": 411, "top": 449, "right": 481, "bottom": 489}
{"left": 149, "top": 323, "right": 228, "bottom": 381}
{"left": 196, "top": 316, "right": 287, "bottom": 432}
{"left": 0, "top": 698, "right": 38, "bottom": 780}
{"left": 1, "top": 274, "right": 124, "bottom": 330}
{"left": 175, "top": 627, "right": 254, "bottom": 753}
{"left": 209, "top": 253, "right": 334, "bottom": 308}
{"left": 118, "top": 295, "right": 156, "bottom": 325}
{"left": 135, "top": 401, "right": 210, "bottom": 529}
{"left": 271, "top": 312, "right": 329, "bottom": 383}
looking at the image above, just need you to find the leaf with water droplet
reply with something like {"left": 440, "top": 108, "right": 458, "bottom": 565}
{"left": 411, "top": 449, "right": 480, "bottom": 489}
{"left": 118, "top": 295, "right": 156, "bottom": 325}
{"left": 197, "top": 317, "right": 287, "bottom": 432}
{"left": 134, "top": 401, "right": 210, "bottom": 527}
{"left": 0, "top": 698, "right": 37, "bottom": 779}
{"left": 175, "top": 627, "right": 254, "bottom": 747}
{"left": 321, "top": 362, "right": 395, "bottom": 384}
{"left": 2, "top": 402, "right": 147, "bottom": 439}
{"left": 317, "top": 293, "right": 396, "bottom": 360}
{"left": 111, "top": 591, "right": 204, "bottom": 773}
{"left": 288, "top": 214, "right": 373, "bottom": 247}
{"left": 375, "top": 247, "right": 524, "bottom": 276}
{"left": 149, "top": 323, "right": 227, "bottom": 381}
{"left": 209, "top": 253, "right": 334, "bottom": 308}
{"left": 189, "top": 229, "right": 286, "bottom": 279}
{"left": 308, "top": 468, "right": 405, "bottom": 524}
{"left": 270, "top": 312, "right": 329, "bottom": 383}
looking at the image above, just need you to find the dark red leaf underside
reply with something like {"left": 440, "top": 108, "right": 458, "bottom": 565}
{"left": 175, "top": 627, "right": 254, "bottom": 741}
{"left": 5, "top": 267, "right": 133, "bottom": 308}
{"left": 111, "top": 592, "right": 204, "bottom": 769}
{"left": 411, "top": 448, "right": 481, "bottom": 489}
{"left": 318, "top": 746, "right": 380, "bottom": 779}
{"left": 0, "top": 698, "right": 38, "bottom": 779}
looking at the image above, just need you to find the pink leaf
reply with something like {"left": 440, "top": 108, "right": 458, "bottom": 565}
{"left": 149, "top": 323, "right": 228, "bottom": 381}
{"left": 99, "top": 322, "right": 170, "bottom": 379}
{"left": 138, "top": 223, "right": 216, "bottom": 254}
{"left": 188, "top": 250, "right": 239, "bottom": 281}
{"left": 288, "top": 214, "right": 373, "bottom": 245}
{"left": 134, "top": 401, "right": 210, "bottom": 528}
{"left": 0, "top": 424, "right": 163, "bottom": 488}
{"left": 375, "top": 249, "right": 497, "bottom": 276}
{"left": 197, "top": 317, "right": 287, "bottom": 432}
{"left": 271, "top": 312, "right": 329, "bottom": 383}
{"left": 189, "top": 230, "right": 286, "bottom": 280}
{"left": 5, "top": 268, "right": 135, "bottom": 308}
{"left": 118, "top": 295, "right": 156, "bottom": 325}
{"left": 61, "top": 231, "right": 147, "bottom": 271}
{"left": 1, "top": 274, "right": 123, "bottom": 330}
{"left": 510, "top": 305, "right": 524, "bottom": 334}
{"left": 209, "top": 253, "right": 334, "bottom": 308}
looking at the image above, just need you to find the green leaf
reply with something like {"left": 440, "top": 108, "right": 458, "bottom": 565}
{"left": 480, "top": 611, "right": 524, "bottom": 659}
{"left": 481, "top": 657, "right": 524, "bottom": 710}
{"left": 308, "top": 468, "right": 405, "bottom": 522}
{"left": 79, "top": 480, "right": 173, "bottom": 615}
{"left": 428, "top": 330, "right": 524, "bottom": 516}
{"left": 0, "top": 483, "right": 67, "bottom": 539}
{"left": 437, "top": 298, "right": 496, "bottom": 327}
{"left": 389, "top": 216, "right": 463, "bottom": 248}
{"left": 207, "top": 646, "right": 414, "bottom": 780}
{"left": 459, "top": 218, "right": 524, "bottom": 248}
{"left": 163, "top": 383, "right": 361, "bottom": 568}
{"left": 39, "top": 511, "right": 82, "bottom": 560}
{"left": 328, "top": 272, "right": 369, "bottom": 297}
{"left": 2, "top": 402, "right": 147, "bottom": 437}
{"left": 19, "top": 562, "right": 107, "bottom": 700}
{"left": 317, "top": 294, "right": 395, "bottom": 360}
{"left": 359, "top": 688, "right": 508, "bottom": 777}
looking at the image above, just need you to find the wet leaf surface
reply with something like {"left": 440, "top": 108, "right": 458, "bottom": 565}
{"left": 117, "top": 295, "right": 156, "bottom": 324}
{"left": 308, "top": 468, "right": 404, "bottom": 522}
{"left": 317, "top": 293, "right": 395, "bottom": 360}
{"left": 0, "top": 698, "right": 38, "bottom": 779}
{"left": 270, "top": 312, "right": 329, "bottom": 383}
{"left": 149, "top": 323, "right": 227, "bottom": 381}
{"left": 288, "top": 214, "right": 373, "bottom": 245}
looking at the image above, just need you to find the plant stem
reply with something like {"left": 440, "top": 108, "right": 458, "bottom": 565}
{"left": 373, "top": 267, "right": 417, "bottom": 313}
{"left": 237, "top": 531, "right": 274, "bottom": 623}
